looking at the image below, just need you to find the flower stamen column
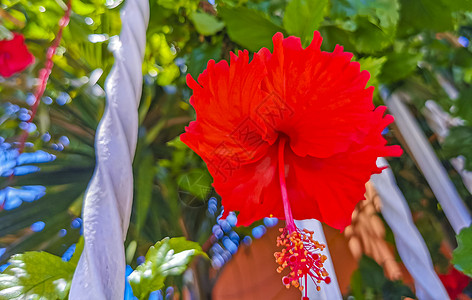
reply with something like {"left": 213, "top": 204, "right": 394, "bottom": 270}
{"left": 274, "top": 136, "right": 331, "bottom": 298}
{"left": 70, "top": 0, "right": 149, "bottom": 299}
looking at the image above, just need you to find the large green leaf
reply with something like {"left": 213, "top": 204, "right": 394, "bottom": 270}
{"left": 128, "top": 237, "right": 207, "bottom": 299}
{"left": 283, "top": 0, "right": 328, "bottom": 45}
{"left": 447, "top": 0, "right": 472, "bottom": 11}
{"left": 379, "top": 51, "right": 423, "bottom": 83}
{"left": 442, "top": 126, "right": 472, "bottom": 171}
{"left": 0, "top": 252, "right": 76, "bottom": 300}
{"left": 331, "top": 0, "right": 399, "bottom": 29}
{"left": 358, "top": 56, "right": 387, "bottom": 87}
{"left": 190, "top": 12, "right": 225, "bottom": 36}
{"left": 177, "top": 169, "right": 212, "bottom": 202}
{"left": 351, "top": 19, "right": 393, "bottom": 54}
{"left": 351, "top": 256, "right": 415, "bottom": 299}
{"left": 453, "top": 225, "right": 472, "bottom": 277}
{"left": 135, "top": 153, "right": 155, "bottom": 237}
{"left": 218, "top": 6, "right": 284, "bottom": 51}
{"left": 187, "top": 40, "right": 222, "bottom": 78}
{"left": 455, "top": 87, "right": 472, "bottom": 125}
{"left": 398, "top": 0, "right": 453, "bottom": 33}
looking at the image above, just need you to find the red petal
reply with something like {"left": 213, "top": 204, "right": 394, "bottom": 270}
{"left": 260, "top": 32, "right": 376, "bottom": 158}
{"left": 211, "top": 145, "right": 284, "bottom": 226}
{"left": 0, "top": 33, "right": 34, "bottom": 78}
{"left": 286, "top": 109, "right": 402, "bottom": 230}
{"left": 181, "top": 50, "right": 277, "bottom": 173}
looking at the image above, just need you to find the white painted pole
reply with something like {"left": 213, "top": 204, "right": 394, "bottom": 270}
{"left": 423, "top": 100, "right": 472, "bottom": 195}
{"left": 382, "top": 91, "right": 472, "bottom": 233}
{"left": 70, "top": 0, "right": 149, "bottom": 299}
{"left": 295, "top": 219, "right": 343, "bottom": 300}
{"left": 372, "top": 158, "right": 449, "bottom": 300}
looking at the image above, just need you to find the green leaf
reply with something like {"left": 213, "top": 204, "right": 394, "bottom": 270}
{"left": 447, "top": 0, "right": 472, "bottom": 11}
{"left": 218, "top": 6, "right": 284, "bottom": 51}
{"left": 351, "top": 255, "right": 414, "bottom": 299}
{"left": 455, "top": 87, "right": 472, "bottom": 125}
{"left": 379, "top": 51, "right": 422, "bottom": 83}
{"left": 453, "top": 225, "right": 472, "bottom": 277}
{"left": 187, "top": 40, "right": 222, "bottom": 78}
{"left": 177, "top": 169, "right": 212, "bottom": 201}
{"left": 351, "top": 19, "right": 393, "bottom": 54}
{"left": 135, "top": 153, "right": 156, "bottom": 236}
{"left": 358, "top": 56, "right": 387, "bottom": 87}
{"left": 283, "top": 0, "right": 328, "bottom": 46}
{"left": 318, "top": 25, "right": 356, "bottom": 52}
{"left": 331, "top": 0, "right": 400, "bottom": 29}
{"left": 71, "top": 0, "right": 96, "bottom": 16}
{"left": 359, "top": 56, "right": 387, "bottom": 103}
{"left": 359, "top": 256, "right": 386, "bottom": 289}
{"left": 0, "top": 252, "right": 76, "bottom": 300}
{"left": 366, "top": 0, "right": 399, "bottom": 29}
{"left": 69, "top": 237, "right": 84, "bottom": 267}
{"left": 129, "top": 237, "right": 207, "bottom": 299}
{"left": 190, "top": 12, "right": 225, "bottom": 36}
{"left": 382, "top": 280, "right": 415, "bottom": 299}
{"left": 442, "top": 126, "right": 472, "bottom": 171}
{"left": 398, "top": 0, "right": 453, "bottom": 33}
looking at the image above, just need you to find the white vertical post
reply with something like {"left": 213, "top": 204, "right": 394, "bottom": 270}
{"left": 372, "top": 158, "right": 449, "bottom": 300}
{"left": 295, "top": 219, "right": 342, "bottom": 300}
{"left": 70, "top": 0, "right": 149, "bottom": 299}
{"left": 382, "top": 91, "right": 472, "bottom": 233}
{"left": 423, "top": 100, "right": 472, "bottom": 195}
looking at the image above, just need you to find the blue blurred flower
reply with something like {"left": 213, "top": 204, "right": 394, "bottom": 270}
{"left": 1, "top": 148, "right": 55, "bottom": 177}
{"left": 0, "top": 263, "right": 10, "bottom": 272}
{"left": 459, "top": 36, "right": 470, "bottom": 48}
{"left": 18, "top": 112, "right": 30, "bottom": 121}
{"left": 251, "top": 225, "right": 267, "bottom": 239}
{"left": 31, "top": 221, "right": 45, "bottom": 232}
{"left": 263, "top": 217, "right": 278, "bottom": 228}
{"left": 0, "top": 186, "right": 46, "bottom": 210}
{"left": 56, "top": 92, "right": 70, "bottom": 106}
{"left": 149, "top": 291, "right": 163, "bottom": 300}
{"left": 59, "top": 136, "right": 70, "bottom": 147}
{"left": 62, "top": 244, "right": 76, "bottom": 262}
{"left": 136, "top": 255, "right": 145, "bottom": 265}
{"left": 42, "top": 132, "right": 51, "bottom": 142}
{"left": 226, "top": 212, "right": 237, "bottom": 227}
{"left": 242, "top": 236, "right": 252, "bottom": 245}
{"left": 165, "top": 287, "right": 174, "bottom": 300}
{"left": 124, "top": 265, "right": 138, "bottom": 300}
{"left": 71, "top": 217, "right": 83, "bottom": 229}
{"left": 0, "top": 145, "right": 55, "bottom": 210}
{"left": 222, "top": 237, "right": 238, "bottom": 255}
{"left": 42, "top": 96, "right": 53, "bottom": 105}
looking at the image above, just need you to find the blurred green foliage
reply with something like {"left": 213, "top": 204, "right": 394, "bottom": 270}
{"left": 453, "top": 225, "right": 472, "bottom": 278}
{"left": 129, "top": 237, "right": 207, "bottom": 299}
{"left": 1, "top": 0, "right": 472, "bottom": 298}
{"left": 350, "top": 256, "right": 415, "bottom": 300}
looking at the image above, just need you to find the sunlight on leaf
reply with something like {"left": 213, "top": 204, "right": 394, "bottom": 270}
{"left": 0, "top": 252, "right": 76, "bottom": 299}
{"left": 128, "top": 237, "right": 207, "bottom": 299}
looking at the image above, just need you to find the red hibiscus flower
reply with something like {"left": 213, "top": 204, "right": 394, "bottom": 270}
{"left": 181, "top": 31, "right": 402, "bottom": 295}
{"left": 0, "top": 33, "right": 34, "bottom": 78}
{"left": 439, "top": 267, "right": 470, "bottom": 300}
